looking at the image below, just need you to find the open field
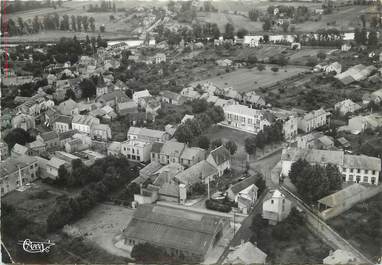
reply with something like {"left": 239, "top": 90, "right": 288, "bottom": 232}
{"left": 327, "top": 192, "right": 382, "bottom": 262}
{"left": 193, "top": 65, "right": 308, "bottom": 92}
{"left": 71, "top": 203, "right": 135, "bottom": 258}
{"left": 2, "top": 181, "right": 78, "bottom": 225}
{"left": 253, "top": 215, "right": 331, "bottom": 264}
{"left": 198, "top": 12, "right": 263, "bottom": 33}
{"left": 200, "top": 2, "right": 370, "bottom": 33}
{"left": 7, "top": 1, "right": 151, "bottom": 42}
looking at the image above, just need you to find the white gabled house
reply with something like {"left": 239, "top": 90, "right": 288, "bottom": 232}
{"left": 206, "top": 145, "right": 231, "bottom": 176}
{"left": 262, "top": 189, "right": 292, "bottom": 225}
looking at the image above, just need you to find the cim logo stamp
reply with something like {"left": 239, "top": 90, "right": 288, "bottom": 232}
{"left": 18, "top": 239, "right": 55, "bottom": 254}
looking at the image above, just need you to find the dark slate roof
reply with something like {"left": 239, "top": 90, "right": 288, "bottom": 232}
{"left": 230, "top": 175, "right": 257, "bottom": 194}
{"left": 53, "top": 115, "right": 72, "bottom": 124}
{"left": 123, "top": 204, "right": 223, "bottom": 256}
{"left": 210, "top": 145, "right": 230, "bottom": 165}
{"left": 58, "top": 130, "right": 78, "bottom": 140}
{"left": 40, "top": 131, "right": 59, "bottom": 141}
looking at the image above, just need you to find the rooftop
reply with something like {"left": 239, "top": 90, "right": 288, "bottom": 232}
{"left": 123, "top": 204, "right": 223, "bottom": 256}
{"left": 175, "top": 160, "right": 217, "bottom": 186}
{"left": 209, "top": 145, "right": 230, "bottom": 166}
{"left": 318, "top": 184, "right": 367, "bottom": 208}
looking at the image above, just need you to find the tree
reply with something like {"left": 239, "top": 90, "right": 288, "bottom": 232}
{"left": 244, "top": 136, "right": 256, "bottom": 156}
{"left": 224, "top": 140, "right": 237, "bottom": 155}
{"left": 325, "top": 164, "right": 342, "bottom": 191}
{"left": 247, "top": 55, "right": 258, "bottom": 65}
{"left": 317, "top": 51, "right": 326, "bottom": 60}
{"left": 192, "top": 99, "right": 208, "bottom": 113}
{"left": 237, "top": 28, "right": 248, "bottom": 39}
{"left": 89, "top": 17, "right": 95, "bottom": 32}
{"left": 174, "top": 124, "right": 193, "bottom": 143}
{"left": 249, "top": 9, "right": 259, "bottom": 21}
{"left": 224, "top": 23, "right": 235, "bottom": 39}
{"left": 4, "top": 128, "right": 34, "bottom": 150}
{"left": 271, "top": 67, "right": 279, "bottom": 73}
{"left": 79, "top": 78, "right": 96, "bottom": 98}
{"left": 196, "top": 136, "right": 210, "bottom": 150}
{"left": 289, "top": 160, "right": 336, "bottom": 204}
{"left": 71, "top": 15, "right": 76, "bottom": 31}
{"left": 281, "top": 21, "right": 289, "bottom": 32}
{"left": 262, "top": 18, "right": 271, "bottom": 31}
{"left": 255, "top": 175, "right": 266, "bottom": 195}
{"left": 211, "top": 138, "right": 223, "bottom": 149}
{"left": 257, "top": 64, "right": 266, "bottom": 71}
{"left": 368, "top": 30, "right": 378, "bottom": 47}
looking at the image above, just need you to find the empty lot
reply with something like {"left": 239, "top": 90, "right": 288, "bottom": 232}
{"left": 193, "top": 65, "right": 308, "bottom": 92}
{"left": 71, "top": 203, "right": 135, "bottom": 258}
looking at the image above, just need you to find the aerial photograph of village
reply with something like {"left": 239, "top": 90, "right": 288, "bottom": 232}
{"left": 0, "top": 0, "right": 381, "bottom": 264}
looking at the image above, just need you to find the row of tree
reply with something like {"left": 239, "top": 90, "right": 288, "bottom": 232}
{"left": 87, "top": 0, "right": 116, "bottom": 12}
{"left": 354, "top": 28, "right": 379, "bottom": 47}
{"left": 244, "top": 121, "right": 284, "bottom": 156}
{"left": 47, "top": 156, "right": 138, "bottom": 231}
{"left": 288, "top": 159, "right": 342, "bottom": 203}
{"left": 6, "top": 14, "right": 102, "bottom": 36}
{"left": 174, "top": 100, "right": 225, "bottom": 144}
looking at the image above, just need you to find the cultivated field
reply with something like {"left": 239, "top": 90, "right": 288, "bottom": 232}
{"left": 193, "top": 65, "right": 308, "bottom": 92}
{"left": 7, "top": 1, "right": 150, "bottom": 42}
{"left": 71, "top": 203, "right": 135, "bottom": 258}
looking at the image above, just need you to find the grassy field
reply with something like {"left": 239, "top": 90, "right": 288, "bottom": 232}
{"left": 2, "top": 181, "right": 78, "bottom": 226}
{"left": 7, "top": 1, "right": 151, "bottom": 42}
{"left": 327, "top": 192, "right": 382, "bottom": 262}
{"left": 192, "top": 65, "right": 308, "bottom": 93}
{"left": 71, "top": 203, "right": 135, "bottom": 258}
{"left": 258, "top": 222, "right": 331, "bottom": 264}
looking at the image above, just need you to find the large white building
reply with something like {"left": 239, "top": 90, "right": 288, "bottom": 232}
{"left": 121, "top": 140, "right": 153, "bottom": 162}
{"left": 71, "top": 115, "right": 100, "bottom": 134}
{"left": 221, "top": 104, "right": 272, "bottom": 134}
{"left": 297, "top": 108, "right": 330, "bottom": 133}
{"left": 281, "top": 148, "right": 381, "bottom": 185}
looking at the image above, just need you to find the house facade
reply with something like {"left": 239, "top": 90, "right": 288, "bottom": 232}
{"left": 206, "top": 146, "right": 231, "bottom": 176}
{"left": 222, "top": 104, "right": 272, "bottom": 134}
{"left": 71, "top": 115, "right": 100, "bottom": 134}
{"left": 90, "top": 124, "right": 112, "bottom": 141}
{"left": 282, "top": 116, "right": 298, "bottom": 141}
{"left": 298, "top": 108, "right": 330, "bottom": 133}
{"left": 53, "top": 115, "right": 72, "bottom": 133}
{"left": 334, "top": 99, "right": 361, "bottom": 116}
{"left": 128, "top": 127, "right": 170, "bottom": 143}
{"left": 281, "top": 148, "right": 381, "bottom": 185}
{"left": 262, "top": 189, "right": 292, "bottom": 225}
{"left": 0, "top": 155, "right": 39, "bottom": 196}
{"left": 121, "top": 140, "right": 153, "bottom": 162}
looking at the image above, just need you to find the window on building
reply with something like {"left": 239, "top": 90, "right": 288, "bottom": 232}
{"left": 349, "top": 175, "right": 354, "bottom": 181}
{"left": 371, "top": 177, "right": 376, "bottom": 184}
{"left": 363, "top": 176, "right": 368, "bottom": 183}
{"left": 350, "top": 168, "right": 354, "bottom": 173}
{"left": 271, "top": 200, "right": 274, "bottom": 204}
{"left": 357, "top": 169, "right": 360, "bottom": 173}
{"left": 372, "top": 170, "right": 376, "bottom": 175}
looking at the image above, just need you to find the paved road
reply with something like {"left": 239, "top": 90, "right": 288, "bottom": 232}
{"left": 280, "top": 185, "right": 374, "bottom": 265}
{"left": 216, "top": 189, "right": 269, "bottom": 265}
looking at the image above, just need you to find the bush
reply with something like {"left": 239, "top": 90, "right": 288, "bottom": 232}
{"left": 206, "top": 199, "right": 231, "bottom": 212}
